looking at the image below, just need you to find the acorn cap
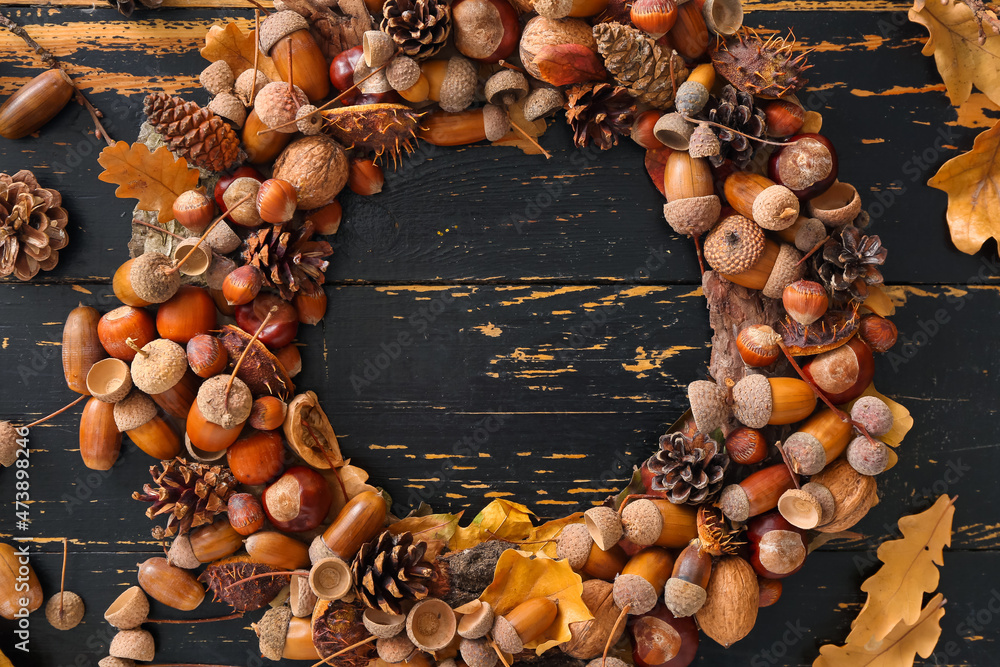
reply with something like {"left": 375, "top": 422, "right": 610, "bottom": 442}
{"left": 674, "top": 80, "right": 709, "bottom": 117}
{"left": 0, "top": 421, "right": 17, "bottom": 467}
{"left": 761, "top": 243, "right": 805, "bottom": 299}
{"left": 86, "top": 357, "right": 133, "bottom": 403}
{"left": 688, "top": 122, "right": 720, "bottom": 159}
{"left": 703, "top": 214, "right": 765, "bottom": 274}
{"left": 209, "top": 92, "right": 246, "bottom": 128}
{"left": 612, "top": 573, "right": 657, "bottom": 615}
{"left": 289, "top": 574, "right": 318, "bottom": 617}
{"left": 663, "top": 577, "right": 706, "bottom": 618}
{"left": 652, "top": 112, "right": 694, "bottom": 150}
{"left": 406, "top": 598, "right": 456, "bottom": 652}
{"left": 113, "top": 388, "right": 156, "bottom": 432}
{"left": 523, "top": 87, "right": 564, "bottom": 122}
{"left": 456, "top": 599, "right": 493, "bottom": 639}
{"left": 99, "top": 658, "right": 135, "bottom": 667}
{"left": 483, "top": 104, "right": 510, "bottom": 142}
{"left": 534, "top": 0, "right": 573, "bottom": 18}
{"left": 130, "top": 252, "right": 180, "bottom": 304}
{"left": 719, "top": 483, "right": 750, "bottom": 522}
{"left": 205, "top": 221, "right": 241, "bottom": 254}
{"left": 309, "top": 534, "right": 338, "bottom": 564}
{"left": 167, "top": 533, "right": 201, "bottom": 569}
{"left": 377, "top": 633, "right": 417, "bottom": 664}
{"left": 130, "top": 338, "right": 187, "bottom": 395}
{"left": 778, "top": 488, "right": 824, "bottom": 530}
{"left": 491, "top": 615, "right": 524, "bottom": 654}
{"left": 197, "top": 375, "right": 252, "bottom": 429}
{"left": 620, "top": 499, "right": 663, "bottom": 547}
{"left": 255, "top": 605, "right": 293, "bottom": 661}
{"left": 793, "top": 217, "right": 827, "bottom": 253}
{"left": 851, "top": 396, "right": 894, "bottom": 437}
{"left": 484, "top": 70, "right": 529, "bottom": 107}
{"left": 556, "top": 523, "right": 593, "bottom": 570}
{"left": 104, "top": 586, "right": 149, "bottom": 629}
{"left": 364, "top": 608, "right": 407, "bottom": 638}
{"left": 846, "top": 436, "right": 888, "bottom": 476}
{"left": 387, "top": 57, "right": 421, "bottom": 92}
{"left": 363, "top": 30, "right": 395, "bottom": 67}
{"left": 109, "top": 629, "right": 155, "bottom": 662}
{"left": 46, "top": 591, "right": 85, "bottom": 630}
{"left": 587, "top": 659, "right": 628, "bottom": 667}
{"left": 782, "top": 431, "right": 825, "bottom": 476}
{"left": 752, "top": 184, "right": 800, "bottom": 231}
{"left": 663, "top": 195, "right": 720, "bottom": 237}
{"left": 584, "top": 506, "right": 623, "bottom": 550}
{"left": 801, "top": 481, "right": 836, "bottom": 526}
{"left": 309, "top": 556, "right": 353, "bottom": 600}
{"left": 185, "top": 433, "right": 227, "bottom": 462}
{"left": 440, "top": 57, "right": 478, "bottom": 113}
{"left": 687, "top": 380, "right": 729, "bottom": 433}
{"left": 258, "top": 10, "right": 309, "bottom": 55}
{"left": 732, "top": 374, "right": 772, "bottom": 429}
{"left": 807, "top": 181, "right": 862, "bottom": 227}
{"left": 236, "top": 69, "right": 270, "bottom": 107}
{"left": 354, "top": 58, "right": 394, "bottom": 94}
{"left": 296, "top": 104, "right": 323, "bottom": 136}
{"left": 460, "top": 637, "right": 499, "bottom": 667}
{"left": 255, "top": 82, "right": 309, "bottom": 133}
{"left": 200, "top": 60, "right": 235, "bottom": 96}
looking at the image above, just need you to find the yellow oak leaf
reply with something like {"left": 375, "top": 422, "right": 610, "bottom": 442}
{"left": 388, "top": 511, "right": 464, "bottom": 560}
{"left": 862, "top": 285, "right": 896, "bottom": 317}
{"left": 909, "top": 0, "right": 1000, "bottom": 106}
{"left": 449, "top": 499, "right": 535, "bottom": 551}
{"left": 97, "top": 141, "right": 200, "bottom": 224}
{"left": 849, "top": 385, "right": 913, "bottom": 448}
{"left": 814, "top": 594, "right": 946, "bottom": 667}
{"left": 927, "top": 118, "right": 1000, "bottom": 254}
{"left": 200, "top": 22, "right": 280, "bottom": 83}
{"left": 478, "top": 550, "right": 594, "bottom": 655}
{"left": 846, "top": 495, "right": 954, "bottom": 645}
{"left": 523, "top": 512, "right": 585, "bottom": 558}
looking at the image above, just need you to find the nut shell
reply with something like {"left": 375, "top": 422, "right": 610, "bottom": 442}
{"left": 460, "top": 637, "right": 498, "bottom": 667}
{"left": 130, "top": 338, "right": 187, "bottom": 395}
{"left": 200, "top": 60, "right": 235, "bottom": 96}
{"left": 694, "top": 556, "right": 758, "bottom": 648}
{"left": 484, "top": 70, "right": 529, "bottom": 107}
{"left": 273, "top": 135, "right": 349, "bottom": 210}
{"left": 703, "top": 215, "right": 765, "bottom": 274}
{"left": 556, "top": 523, "right": 593, "bottom": 570}
{"left": 807, "top": 181, "right": 862, "bottom": 227}
{"left": 732, "top": 374, "right": 772, "bottom": 429}
{"left": 109, "top": 630, "right": 155, "bottom": 662}
{"left": 208, "top": 92, "right": 246, "bottom": 128}
{"left": 377, "top": 633, "right": 417, "bottom": 663}
{"left": 752, "top": 185, "right": 800, "bottom": 231}
{"left": 851, "top": 396, "right": 893, "bottom": 437}
{"left": 456, "top": 600, "right": 494, "bottom": 639}
{"left": 205, "top": 221, "right": 241, "bottom": 254}
{"left": 99, "top": 658, "right": 134, "bottom": 667}
{"left": 406, "top": 598, "right": 457, "bottom": 652}
{"left": 664, "top": 577, "right": 707, "bottom": 618}
{"left": 584, "top": 506, "right": 623, "bottom": 550}
{"left": 519, "top": 17, "right": 596, "bottom": 80}
{"left": 810, "top": 458, "right": 878, "bottom": 532}
{"left": 236, "top": 69, "right": 270, "bottom": 107}
{"left": 440, "top": 57, "right": 478, "bottom": 112}
{"left": 364, "top": 608, "right": 407, "bottom": 638}
{"left": 491, "top": 614, "right": 524, "bottom": 654}
{"left": 387, "top": 57, "right": 421, "bottom": 91}
{"left": 663, "top": 195, "right": 720, "bottom": 237}
{"left": 652, "top": 112, "right": 693, "bottom": 150}
{"left": 104, "top": 586, "right": 149, "bottom": 629}
{"left": 522, "top": 87, "right": 564, "bottom": 121}
{"left": 86, "top": 357, "right": 133, "bottom": 403}
{"left": 309, "top": 556, "right": 353, "bottom": 600}
{"left": 256, "top": 605, "right": 293, "bottom": 661}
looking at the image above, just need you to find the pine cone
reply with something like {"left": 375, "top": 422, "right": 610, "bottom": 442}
{"left": 564, "top": 83, "right": 636, "bottom": 151}
{"left": 646, "top": 431, "right": 729, "bottom": 505}
{"left": 143, "top": 93, "right": 240, "bottom": 172}
{"left": 593, "top": 22, "right": 689, "bottom": 110}
{"left": 0, "top": 170, "right": 69, "bottom": 281}
{"left": 380, "top": 0, "right": 451, "bottom": 61}
{"left": 243, "top": 221, "right": 333, "bottom": 301}
{"left": 132, "top": 458, "right": 237, "bottom": 538}
{"left": 699, "top": 85, "right": 766, "bottom": 169}
{"left": 352, "top": 531, "right": 435, "bottom": 614}
{"left": 814, "top": 225, "right": 887, "bottom": 303}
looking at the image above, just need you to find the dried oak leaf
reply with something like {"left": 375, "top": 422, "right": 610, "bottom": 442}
{"left": 491, "top": 99, "right": 548, "bottom": 156}
{"left": 534, "top": 44, "right": 608, "bottom": 87}
{"left": 448, "top": 499, "right": 535, "bottom": 551}
{"left": 97, "top": 141, "right": 200, "bottom": 224}
{"left": 523, "top": 513, "right": 584, "bottom": 558}
{"left": 199, "top": 556, "right": 290, "bottom": 612}
{"left": 863, "top": 284, "right": 896, "bottom": 318}
{"left": 845, "top": 495, "right": 954, "bottom": 646}
{"left": 478, "top": 550, "right": 594, "bottom": 655}
{"left": 927, "top": 118, "right": 1000, "bottom": 254}
{"left": 200, "top": 22, "right": 280, "bottom": 83}
{"left": 389, "top": 512, "right": 463, "bottom": 560}
{"left": 814, "top": 593, "right": 946, "bottom": 667}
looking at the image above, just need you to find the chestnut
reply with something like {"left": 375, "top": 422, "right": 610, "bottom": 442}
{"left": 629, "top": 603, "right": 698, "bottom": 667}
{"left": 235, "top": 293, "right": 299, "bottom": 349}
{"left": 262, "top": 466, "right": 333, "bottom": 532}
{"left": 451, "top": 0, "right": 520, "bottom": 63}
{"left": 746, "top": 511, "right": 807, "bottom": 579}
{"left": 768, "top": 133, "right": 838, "bottom": 200}
{"left": 802, "top": 336, "right": 875, "bottom": 405}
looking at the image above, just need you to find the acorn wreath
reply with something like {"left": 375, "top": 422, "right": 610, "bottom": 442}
{"left": 0, "top": 0, "right": 929, "bottom": 664}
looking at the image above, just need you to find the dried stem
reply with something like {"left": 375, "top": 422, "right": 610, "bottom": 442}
{"left": 774, "top": 439, "right": 801, "bottom": 490}
{"left": 602, "top": 603, "right": 631, "bottom": 667}
{"left": 252, "top": 10, "right": 261, "bottom": 81}
{"left": 166, "top": 192, "right": 250, "bottom": 276}
{"left": 242, "top": 0, "right": 272, "bottom": 15}
{"left": 692, "top": 234, "right": 705, "bottom": 276}
{"left": 490, "top": 640, "right": 511, "bottom": 667}
{"left": 510, "top": 120, "right": 552, "bottom": 159}
{"left": 0, "top": 13, "right": 113, "bottom": 144}
{"left": 225, "top": 305, "right": 278, "bottom": 407}
{"left": 147, "top": 613, "right": 245, "bottom": 624}
{"left": 59, "top": 537, "right": 68, "bottom": 613}
{"left": 23, "top": 395, "right": 86, "bottom": 428}
{"left": 133, "top": 219, "right": 187, "bottom": 241}
{"left": 680, "top": 114, "right": 798, "bottom": 148}
{"left": 222, "top": 569, "right": 306, "bottom": 592}
{"left": 958, "top": 0, "right": 1000, "bottom": 43}
{"left": 125, "top": 337, "right": 149, "bottom": 358}
{"left": 795, "top": 234, "right": 829, "bottom": 267}
{"left": 309, "top": 635, "right": 377, "bottom": 667}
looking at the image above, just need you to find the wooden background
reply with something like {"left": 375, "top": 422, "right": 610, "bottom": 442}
{"left": 1, "top": 1, "right": 999, "bottom": 665}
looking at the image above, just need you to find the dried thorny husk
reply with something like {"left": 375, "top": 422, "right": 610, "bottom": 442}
{"left": 312, "top": 599, "right": 373, "bottom": 666}
{"left": 710, "top": 28, "right": 812, "bottom": 98}
{"left": 323, "top": 104, "right": 424, "bottom": 167}
{"left": 779, "top": 309, "right": 860, "bottom": 356}
{"left": 199, "top": 557, "right": 291, "bottom": 612}
{"left": 217, "top": 325, "right": 295, "bottom": 399}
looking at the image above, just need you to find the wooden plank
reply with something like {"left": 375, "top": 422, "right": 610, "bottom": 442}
{"left": 0, "top": 9, "right": 997, "bottom": 286}
{"left": 1, "top": 282, "right": 997, "bottom": 551}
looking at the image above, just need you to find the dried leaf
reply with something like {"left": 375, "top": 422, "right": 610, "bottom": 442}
{"left": 644, "top": 146, "right": 671, "bottom": 198}
{"left": 478, "top": 550, "right": 594, "bottom": 655}
{"left": 814, "top": 594, "right": 946, "bottom": 667}
{"left": 846, "top": 496, "right": 955, "bottom": 645}
{"left": 448, "top": 499, "right": 535, "bottom": 551}
{"left": 97, "top": 141, "right": 200, "bottom": 224}
{"left": 849, "top": 384, "right": 914, "bottom": 448}
{"left": 927, "top": 118, "right": 1000, "bottom": 254}
{"left": 909, "top": 0, "right": 1000, "bottom": 106}
{"left": 201, "top": 22, "right": 280, "bottom": 83}
{"left": 523, "top": 513, "right": 584, "bottom": 558}
{"left": 389, "top": 512, "right": 463, "bottom": 560}
{"left": 534, "top": 44, "right": 608, "bottom": 86}
{"left": 612, "top": 465, "right": 646, "bottom": 511}
{"left": 492, "top": 99, "right": 548, "bottom": 156}
{"left": 199, "top": 557, "right": 290, "bottom": 612}
{"left": 862, "top": 285, "right": 896, "bottom": 317}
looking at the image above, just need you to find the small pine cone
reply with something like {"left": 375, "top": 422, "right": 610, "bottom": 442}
{"left": 646, "top": 431, "right": 729, "bottom": 505}
{"left": 143, "top": 92, "right": 241, "bottom": 172}
{"left": 698, "top": 84, "right": 766, "bottom": 168}
{"left": 564, "top": 83, "right": 636, "bottom": 151}
{"left": 381, "top": 0, "right": 451, "bottom": 61}
{"left": 593, "top": 22, "right": 689, "bottom": 110}
{"left": 131, "top": 458, "right": 237, "bottom": 538}
{"left": 352, "top": 532, "right": 436, "bottom": 614}
{"left": 688, "top": 122, "right": 719, "bottom": 159}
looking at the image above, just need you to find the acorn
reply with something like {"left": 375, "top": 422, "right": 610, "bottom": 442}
{"left": 246, "top": 531, "right": 311, "bottom": 570}
{"left": 80, "top": 397, "right": 122, "bottom": 470}
{"left": 172, "top": 190, "right": 215, "bottom": 233}
{"left": 186, "top": 398, "right": 242, "bottom": 453}
{"left": 760, "top": 243, "right": 807, "bottom": 299}
{"left": 114, "top": 390, "right": 181, "bottom": 460}
{"left": 257, "top": 178, "right": 298, "bottom": 224}
{"left": 255, "top": 606, "right": 294, "bottom": 661}
{"left": 688, "top": 122, "right": 720, "bottom": 159}
{"left": 98, "top": 306, "right": 156, "bottom": 362}
{"left": 128, "top": 252, "right": 182, "bottom": 304}
{"left": 205, "top": 220, "right": 242, "bottom": 253}
{"left": 309, "top": 557, "right": 353, "bottom": 600}
{"left": 0, "top": 69, "right": 75, "bottom": 139}
{"left": 439, "top": 57, "right": 478, "bottom": 113}
{"left": 46, "top": 591, "right": 85, "bottom": 631}
{"left": 109, "top": 630, "right": 154, "bottom": 662}
{"left": 236, "top": 69, "right": 270, "bottom": 107}
{"left": 295, "top": 105, "right": 323, "bottom": 136}
{"left": 735, "top": 324, "right": 781, "bottom": 367}
{"left": 113, "top": 259, "right": 151, "bottom": 307}
{"left": 583, "top": 505, "right": 623, "bottom": 550}
{"left": 851, "top": 396, "right": 894, "bottom": 437}
{"left": 322, "top": 490, "right": 388, "bottom": 559}
{"left": 104, "top": 586, "right": 149, "bottom": 629}
{"left": 724, "top": 427, "right": 768, "bottom": 465}
{"left": 620, "top": 498, "right": 698, "bottom": 548}
{"left": 137, "top": 557, "right": 205, "bottom": 611}
{"left": 846, "top": 435, "right": 889, "bottom": 476}
{"left": 612, "top": 548, "right": 674, "bottom": 616}
{"left": 703, "top": 214, "right": 765, "bottom": 275}
{"left": 653, "top": 112, "right": 693, "bottom": 151}
{"left": 731, "top": 375, "right": 816, "bottom": 428}
{"left": 724, "top": 172, "right": 799, "bottom": 231}
{"left": 189, "top": 520, "right": 244, "bottom": 563}
{"left": 687, "top": 380, "right": 728, "bottom": 433}
{"left": 228, "top": 492, "right": 266, "bottom": 536}
{"left": 365, "top": 608, "right": 408, "bottom": 639}
{"left": 782, "top": 407, "right": 853, "bottom": 475}
{"left": 556, "top": 523, "right": 627, "bottom": 580}
{"left": 167, "top": 534, "right": 201, "bottom": 570}
{"left": 387, "top": 57, "right": 422, "bottom": 92}
{"left": 196, "top": 374, "right": 253, "bottom": 429}
{"left": 782, "top": 280, "right": 829, "bottom": 326}
{"left": 807, "top": 181, "right": 863, "bottom": 227}
{"left": 129, "top": 338, "right": 187, "bottom": 395}
{"left": 186, "top": 334, "right": 228, "bottom": 378}
{"left": 674, "top": 64, "right": 714, "bottom": 116}
{"left": 209, "top": 92, "right": 247, "bottom": 128}
{"left": 492, "top": 597, "right": 559, "bottom": 654}
{"left": 719, "top": 463, "right": 796, "bottom": 523}
{"left": 406, "top": 598, "right": 457, "bottom": 652}
{"left": 663, "top": 541, "right": 711, "bottom": 617}
{"left": 289, "top": 575, "right": 317, "bottom": 617}
{"left": 258, "top": 11, "right": 330, "bottom": 101}
{"left": 63, "top": 304, "right": 106, "bottom": 395}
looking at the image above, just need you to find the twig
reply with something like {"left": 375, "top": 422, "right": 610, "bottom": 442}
{"left": 132, "top": 219, "right": 187, "bottom": 241}
{"left": 510, "top": 120, "right": 552, "bottom": 159}
{"left": 59, "top": 537, "right": 68, "bottom": 614}
{"left": 681, "top": 114, "right": 798, "bottom": 148}
{"left": 225, "top": 305, "right": 278, "bottom": 408}
{"left": 490, "top": 640, "right": 511, "bottom": 667}
{"left": 309, "top": 636, "right": 377, "bottom": 667}
{"left": 242, "top": 0, "right": 272, "bottom": 15}
{"left": 164, "top": 192, "right": 251, "bottom": 276}
{"left": 222, "top": 569, "right": 305, "bottom": 592}
{"left": 147, "top": 613, "right": 245, "bottom": 624}
{"left": 23, "top": 395, "right": 87, "bottom": 428}
{"left": 795, "top": 234, "right": 829, "bottom": 267}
